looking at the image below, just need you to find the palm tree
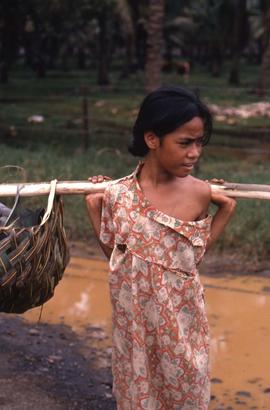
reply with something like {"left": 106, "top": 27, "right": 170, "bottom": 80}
{"left": 0, "top": 0, "right": 21, "bottom": 83}
{"left": 229, "top": 0, "right": 248, "bottom": 85}
{"left": 259, "top": 2, "right": 270, "bottom": 91}
{"left": 145, "top": 0, "right": 165, "bottom": 92}
{"left": 115, "top": 0, "right": 135, "bottom": 78}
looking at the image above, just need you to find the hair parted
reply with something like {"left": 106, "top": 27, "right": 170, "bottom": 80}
{"left": 128, "top": 85, "right": 212, "bottom": 157}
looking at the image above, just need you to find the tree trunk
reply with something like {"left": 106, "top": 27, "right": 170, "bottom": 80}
{"left": 97, "top": 13, "right": 110, "bottom": 86}
{"left": 229, "top": 56, "right": 240, "bottom": 85}
{"left": 211, "top": 45, "right": 222, "bottom": 77}
{"left": 116, "top": 0, "right": 136, "bottom": 79}
{"left": 145, "top": 0, "right": 165, "bottom": 92}
{"left": 0, "top": 2, "right": 19, "bottom": 83}
{"left": 128, "top": 0, "right": 147, "bottom": 71}
{"left": 260, "top": 40, "right": 270, "bottom": 91}
{"left": 259, "top": 5, "right": 270, "bottom": 92}
{"left": 120, "top": 33, "right": 135, "bottom": 78}
{"left": 136, "top": 20, "right": 147, "bottom": 70}
{"left": 35, "top": 57, "right": 46, "bottom": 79}
{"left": 78, "top": 49, "right": 86, "bottom": 70}
{"left": 23, "top": 16, "right": 47, "bottom": 79}
{"left": 229, "top": 0, "right": 247, "bottom": 85}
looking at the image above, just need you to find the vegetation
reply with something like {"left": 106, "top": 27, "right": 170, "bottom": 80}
{"left": 0, "top": 1, "right": 270, "bottom": 259}
{"left": 0, "top": 65, "right": 270, "bottom": 259}
{"left": 145, "top": 0, "right": 165, "bottom": 91}
{"left": 0, "top": 131, "right": 269, "bottom": 260}
{"left": 1, "top": 0, "right": 270, "bottom": 91}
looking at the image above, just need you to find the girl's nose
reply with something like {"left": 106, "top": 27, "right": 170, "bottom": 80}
{"left": 187, "top": 143, "right": 202, "bottom": 158}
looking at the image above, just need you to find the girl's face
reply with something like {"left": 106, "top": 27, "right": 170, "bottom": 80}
{"left": 146, "top": 116, "right": 204, "bottom": 178}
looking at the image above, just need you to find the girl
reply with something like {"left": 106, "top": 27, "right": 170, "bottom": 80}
{"left": 86, "top": 86, "right": 236, "bottom": 410}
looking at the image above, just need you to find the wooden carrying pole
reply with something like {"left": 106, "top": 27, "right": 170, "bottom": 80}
{"left": 0, "top": 181, "right": 269, "bottom": 200}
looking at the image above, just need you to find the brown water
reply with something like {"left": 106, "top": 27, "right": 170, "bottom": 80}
{"left": 205, "top": 275, "right": 270, "bottom": 409}
{"left": 24, "top": 257, "right": 270, "bottom": 409}
{"left": 25, "top": 258, "right": 112, "bottom": 340}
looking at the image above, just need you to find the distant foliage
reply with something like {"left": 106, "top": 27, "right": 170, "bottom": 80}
{"left": 0, "top": 0, "right": 269, "bottom": 89}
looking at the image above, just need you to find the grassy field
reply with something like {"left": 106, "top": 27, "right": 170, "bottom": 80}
{"left": 0, "top": 64, "right": 270, "bottom": 259}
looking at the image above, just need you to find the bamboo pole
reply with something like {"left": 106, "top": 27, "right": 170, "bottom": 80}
{"left": 0, "top": 180, "right": 269, "bottom": 200}
{"left": 210, "top": 185, "right": 270, "bottom": 200}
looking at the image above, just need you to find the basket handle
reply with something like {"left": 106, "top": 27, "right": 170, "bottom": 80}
{"left": 0, "top": 166, "right": 27, "bottom": 227}
{"left": 4, "top": 185, "right": 24, "bottom": 227}
{"left": 40, "top": 179, "right": 57, "bottom": 226}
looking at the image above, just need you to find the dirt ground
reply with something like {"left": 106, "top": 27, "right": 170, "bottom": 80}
{"left": 0, "top": 315, "right": 116, "bottom": 410}
{"left": 1, "top": 241, "right": 270, "bottom": 410}
{"left": 0, "top": 241, "right": 115, "bottom": 410}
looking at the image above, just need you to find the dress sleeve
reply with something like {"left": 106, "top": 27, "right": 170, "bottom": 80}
{"left": 99, "top": 186, "right": 115, "bottom": 248}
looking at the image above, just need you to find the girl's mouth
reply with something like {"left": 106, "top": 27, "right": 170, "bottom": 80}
{"left": 183, "top": 163, "right": 195, "bottom": 169}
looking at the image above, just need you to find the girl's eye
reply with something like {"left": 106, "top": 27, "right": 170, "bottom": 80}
{"left": 196, "top": 137, "right": 204, "bottom": 146}
{"left": 179, "top": 141, "right": 190, "bottom": 147}
{"left": 179, "top": 138, "right": 204, "bottom": 147}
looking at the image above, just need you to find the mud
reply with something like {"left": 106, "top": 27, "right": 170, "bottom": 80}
{"left": 0, "top": 250, "right": 115, "bottom": 410}
{"left": 1, "top": 248, "right": 270, "bottom": 409}
{"left": 0, "top": 316, "right": 115, "bottom": 410}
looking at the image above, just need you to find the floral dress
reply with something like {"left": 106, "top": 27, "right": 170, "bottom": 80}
{"left": 100, "top": 165, "right": 212, "bottom": 410}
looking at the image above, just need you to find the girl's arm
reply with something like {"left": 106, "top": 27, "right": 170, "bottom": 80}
{"left": 85, "top": 193, "right": 112, "bottom": 259}
{"left": 206, "top": 191, "right": 236, "bottom": 250}
{"left": 85, "top": 176, "right": 113, "bottom": 259}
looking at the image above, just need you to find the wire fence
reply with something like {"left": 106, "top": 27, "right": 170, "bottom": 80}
{"left": 0, "top": 83, "right": 270, "bottom": 154}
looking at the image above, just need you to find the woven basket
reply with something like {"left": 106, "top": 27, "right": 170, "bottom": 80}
{"left": 0, "top": 180, "right": 69, "bottom": 313}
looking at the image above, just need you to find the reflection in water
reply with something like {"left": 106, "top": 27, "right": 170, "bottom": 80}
{"left": 25, "top": 257, "right": 112, "bottom": 334}
{"left": 68, "top": 291, "right": 90, "bottom": 315}
{"left": 256, "top": 295, "right": 267, "bottom": 306}
{"left": 24, "top": 257, "right": 270, "bottom": 409}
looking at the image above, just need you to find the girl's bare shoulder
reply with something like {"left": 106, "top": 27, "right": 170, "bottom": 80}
{"left": 189, "top": 176, "right": 211, "bottom": 201}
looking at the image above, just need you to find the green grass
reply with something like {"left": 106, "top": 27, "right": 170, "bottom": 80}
{"left": 1, "top": 62, "right": 270, "bottom": 142}
{"left": 0, "top": 142, "right": 269, "bottom": 260}
{"left": 0, "top": 144, "right": 137, "bottom": 241}
{"left": 199, "top": 149, "right": 270, "bottom": 259}
{"left": 0, "top": 64, "right": 270, "bottom": 259}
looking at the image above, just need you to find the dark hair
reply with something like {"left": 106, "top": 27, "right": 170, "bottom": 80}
{"left": 129, "top": 85, "right": 212, "bottom": 157}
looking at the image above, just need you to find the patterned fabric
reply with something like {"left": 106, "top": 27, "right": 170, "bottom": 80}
{"left": 100, "top": 164, "right": 212, "bottom": 410}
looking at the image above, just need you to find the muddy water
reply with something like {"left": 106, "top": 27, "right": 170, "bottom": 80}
{"left": 205, "top": 275, "right": 270, "bottom": 409}
{"left": 24, "top": 257, "right": 270, "bottom": 409}
{"left": 24, "top": 258, "right": 112, "bottom": 348}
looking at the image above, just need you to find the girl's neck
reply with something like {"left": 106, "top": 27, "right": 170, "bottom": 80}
{"left": 139, "top": 157, "right": 179, "bottom": 187}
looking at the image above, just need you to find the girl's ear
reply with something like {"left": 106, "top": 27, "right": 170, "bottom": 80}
{"left": 144, "top": 132, "right": 160, "bottom": 150}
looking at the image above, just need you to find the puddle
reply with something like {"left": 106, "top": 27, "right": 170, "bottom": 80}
{"left": 24, "top": 257, "right": 270, "bottom": 408}
{"left": 205, "top": 274, "right": 270, "bottom": 409}
{"left": 24, "top": 257, "right": 112, "bottom": 348}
